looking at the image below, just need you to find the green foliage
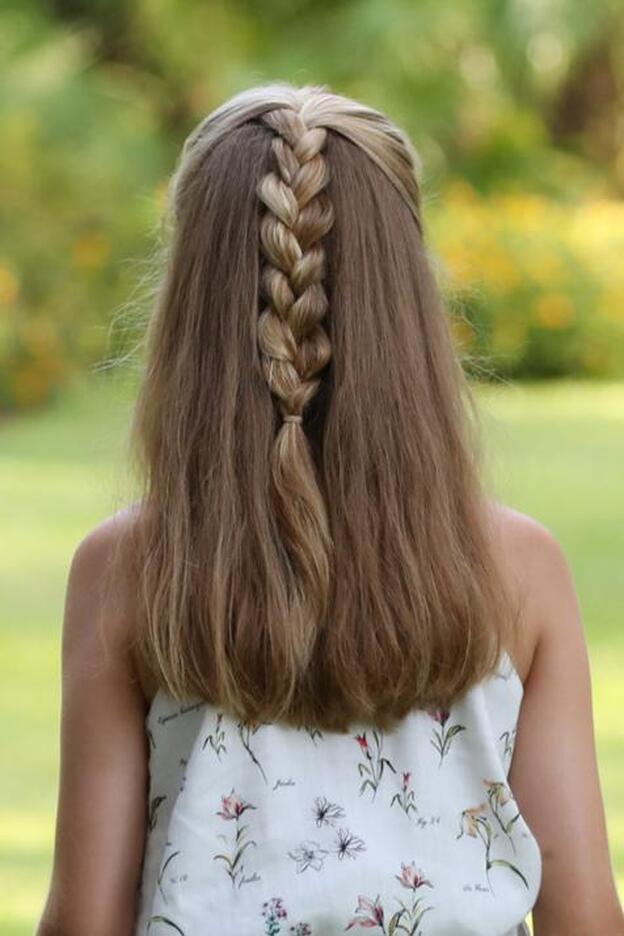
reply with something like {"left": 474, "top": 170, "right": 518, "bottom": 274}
{"left": 0, "top": 6, "right": 169, "bottom": 411}
{"left": 1, "top": 0, "right": 624, "bottom": 411}
{"left": 429, "top": 182, "right": 624, "bottom": 379}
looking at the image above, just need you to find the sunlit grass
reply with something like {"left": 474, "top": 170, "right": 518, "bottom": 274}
{"left": 1, "top": 374, "right": 622, "bottom": 933}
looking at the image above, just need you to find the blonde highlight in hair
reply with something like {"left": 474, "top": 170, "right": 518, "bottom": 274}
{"left": 123, "top": 82, "right": 519, "bottom": 732}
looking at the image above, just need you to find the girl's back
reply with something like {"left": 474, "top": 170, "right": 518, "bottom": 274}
{"left": 136, "top": 648, "right": 539, "bottom": 935}
{"left": 36, "top": 83, "right": 623, "bottom": 936}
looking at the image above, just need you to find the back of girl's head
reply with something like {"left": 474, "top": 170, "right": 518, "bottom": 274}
{"left": 124, "top": 81, "right": 517, "bottom": 732}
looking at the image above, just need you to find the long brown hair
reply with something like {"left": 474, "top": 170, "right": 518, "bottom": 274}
{"left": 121, "top": 82, "right": 518, "bottom": 732}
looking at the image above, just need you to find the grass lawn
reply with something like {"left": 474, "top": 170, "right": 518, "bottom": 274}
{"left": 1, "top": 373, "right": 622, "bottom": 933}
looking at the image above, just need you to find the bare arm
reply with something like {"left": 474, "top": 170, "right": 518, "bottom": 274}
{"left": 503, "top": 512, "right": 624, "bottom": 935}
{"left": 36, "top": 513, "right": 149, "bottom": 936}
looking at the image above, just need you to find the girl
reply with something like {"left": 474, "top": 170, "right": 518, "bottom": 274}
{"left": 37, "top": 83, "right": 623, "bottom": 935}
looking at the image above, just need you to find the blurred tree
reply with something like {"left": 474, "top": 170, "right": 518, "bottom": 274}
{"left": 1, "top": 0, "right": 623, "bottom": 410}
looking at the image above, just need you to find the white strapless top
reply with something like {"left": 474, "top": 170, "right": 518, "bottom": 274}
{"left": 134, "top": 651, "right": 541, "bottom": 935}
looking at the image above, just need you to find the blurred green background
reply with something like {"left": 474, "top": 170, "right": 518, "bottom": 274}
{"left": 0, "top": 1, "right": 623, "bottom": 932}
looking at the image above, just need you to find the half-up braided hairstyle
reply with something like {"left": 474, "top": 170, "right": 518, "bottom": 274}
{"left": 255, "top": 107, "right": 334, "bottom": 662}
{"left": 122, "top": 82, "right": 520, "bottom": 732}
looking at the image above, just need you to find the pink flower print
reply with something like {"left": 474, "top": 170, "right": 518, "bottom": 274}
{"left": 390, "top": 771, "right": 418, "bottom": 819}
{"left": 345, "top": 894, "right": 385, "bottom": 930}
{"left": 428, "top": 708, "right": 450, "bottom": 726}
{"left": 261, "top": 898, "right": 311, "bottom": 936}
{"left": 354, "top": 730, "right": 396, "bottom": 800}
{"left": 214, "top": 789, "right": 258, "bottom": 888}
{"left": 387, "top": 861, "right": 435, "bottom": 932}
{"left": 428, "top": 708, "right": 465, "bottom": 766}
{"left": 262, "top": 897, "right": 288, "bottom": 935}
{"left": 217, "top": 791, "right": 255, "bottom": 821}
{"left": 262, "top": 897, "right": 288, "bottom": 919}
{"left": 395, "top": 861, "right": 433, "bottom": 891}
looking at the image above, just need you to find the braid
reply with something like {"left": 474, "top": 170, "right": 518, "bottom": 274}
{"left": 256, "top": 107, "right": 335, "bottom": 674}
{"left": 257, "top": 107, "right": 334, "bottom": 423}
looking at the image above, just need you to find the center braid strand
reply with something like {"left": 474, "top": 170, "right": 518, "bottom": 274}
{"left": 257, "top": 107, "right": 334, "bottom": 427}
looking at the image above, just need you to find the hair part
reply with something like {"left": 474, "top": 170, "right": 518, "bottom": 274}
{"left": 121, "top": 82, "right": 519, "bottom": 732}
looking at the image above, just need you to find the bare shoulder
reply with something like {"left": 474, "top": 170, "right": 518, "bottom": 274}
{"left": 489, "top": 505, "right": 624, "bottom": 932}
{"left": 65, "top": 503, "right": 149, "bottom": 694}
{"left": 38, "top": 503, "right": 151, "bottom": 935}
{"left": 487, "top": 501, "right": 581, "bottom": 683}
{"left": 72, "top": 502, "right": 142, "bottom": 569}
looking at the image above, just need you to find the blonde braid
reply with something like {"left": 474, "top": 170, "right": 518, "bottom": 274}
{"left": 256, "top": 106, "right": 335, "bottom": 674}
{"left": 257, "top": 107, "right": 334, "bottom": 425}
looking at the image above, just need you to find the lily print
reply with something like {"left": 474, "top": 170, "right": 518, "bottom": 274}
{"left": 483, "top": 779, "right": 520, "bottom": 853}
{"left": 355, "top": 730, "right": 396, "bottom": 800}
{"left": 345, "top": 861, "right": 434, "bottom": 934}
{"left": 288, "top": 840, "right": 330, "bottom": 873}
{"left": 214, "top": 789, "right": 259, "bottom": 888}
{"left": 312, "top": 795, "right": 345, "bottom": 827}
{"left": 457, "top": 801, "right": 529, "bottom": 895}
{"left": 333, "top": 827, "right": 367, "bottom": 861}
{"left": 390, "top": 771, "right": 418, "bottom": 819}
{"left": 427, "top": 708, "right": 466, "bottom": 766}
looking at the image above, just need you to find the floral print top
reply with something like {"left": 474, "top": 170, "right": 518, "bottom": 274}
{"left": 134, "top": 651, "right": 541, "bottom": 936}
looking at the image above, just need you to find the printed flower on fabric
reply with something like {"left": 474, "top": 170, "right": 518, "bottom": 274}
{"left": 427, "top": 708, "right": 466, "bottom": 766}
{"left": 483, "top": 779, "right": 521, "bottom": 852}
{"left": 457, "top": 797, "right": 528, "bottom": 895}
{"left": 345, "top": 861, "right": 434, "bottom": 932}
{"left": 217, "top": 791, "right": 255, "bottom": 821}
{"left": 354, "top": 730, "right": 396, "bottom": 800}
{"left": 344, "top": 894, "right": 385, "bottom": 930}
{"left": 333, "top": 827, "right": 366, "bottom": 861}
{"left": 390, "top": 771, "right": 418, "bottom": 819}
{"left": 288, "top": 840, "right": 330, "bottom": 873}
{"left": 214, "top": 789, "right": 258, "bottom": 888}
{"left": 260, "top": 897, "right": 312, "bottom": 936}
{"left": 312, "top": 795, "right": 346, "bottom": 827}
{"left": 395, "top": 861, "right": 433, "bottom": 891}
